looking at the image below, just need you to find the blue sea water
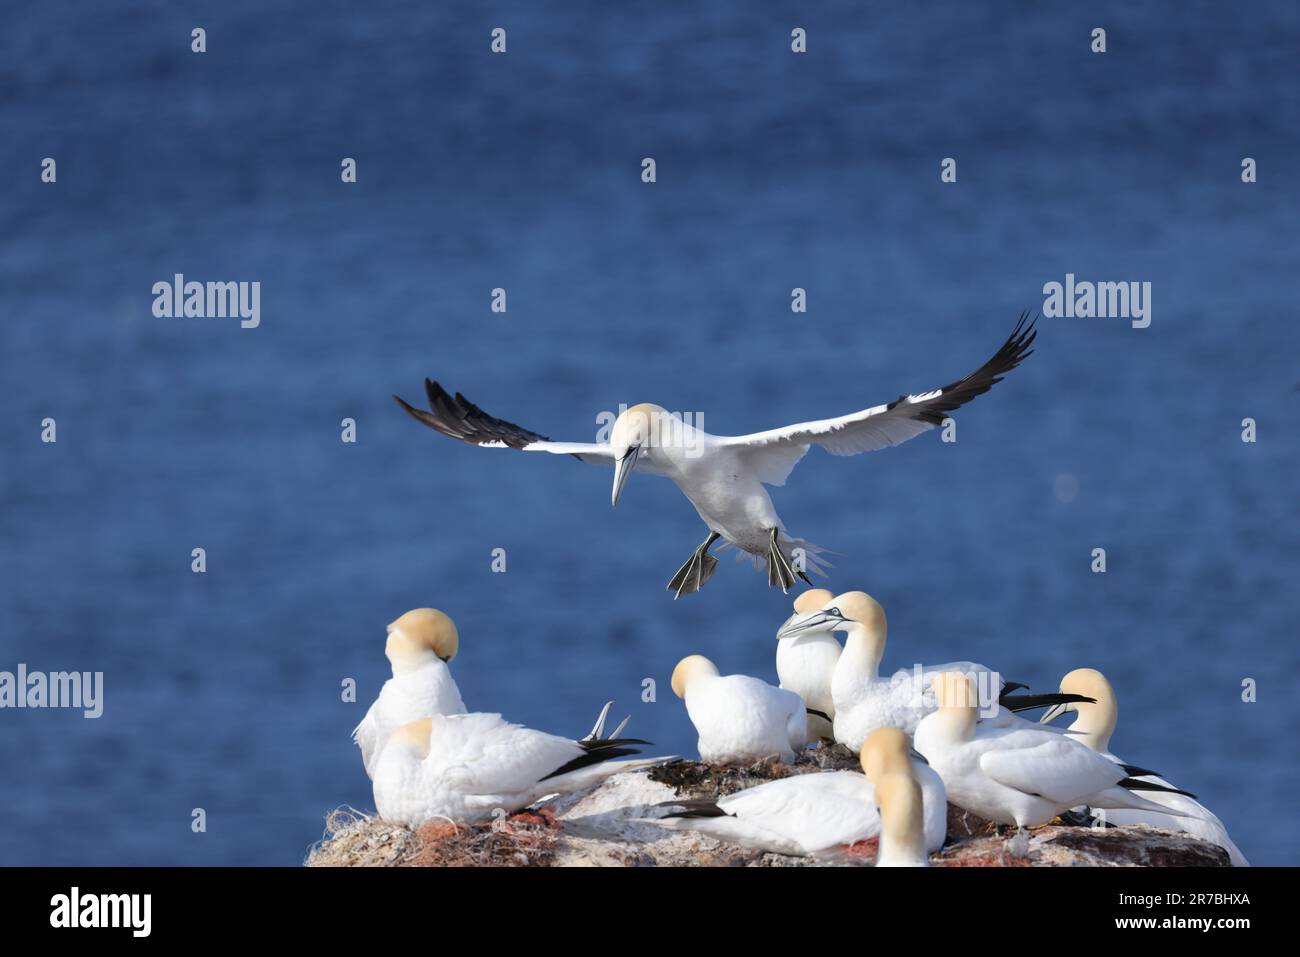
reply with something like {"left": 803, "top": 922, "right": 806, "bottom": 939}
{"left": 0, "top": 1, "right": 1297, "bottom": 865}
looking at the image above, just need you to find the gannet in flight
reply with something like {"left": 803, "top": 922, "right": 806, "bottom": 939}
{"left": 672, "top": 654, "right": 807, "bottom": 764}
{"left": 353, "top": 608, "right": 467, "bottom": 779}
{"left": 395, "top": 314, "right": 1037, "bottom": 595}
{"left": 913, "top": 673, "right": 1194, "bottom": 855}
{"left": 372, "top": 706, "right": 662, "bottom": 826}
{"left": 1040, "top": 668, "right": 1249, "bottom": 866}
{"left": 774, "top": 589, "right": 840, "bottom": 740}
{"left": 776, "top": 591, "right": 1089, "bottom": 749}
{"left": 652, "top": 727, "right": 945, "bottom": 861}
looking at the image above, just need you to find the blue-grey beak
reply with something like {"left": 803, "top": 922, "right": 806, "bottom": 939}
{"left": 1039, "top": 701, "right": 1071, "bottom": 724}
{"left": 611, "top": 445, "right": 641, "bottom": 508}
{"left": 776, "top": 607, "right": 846, "bottom": 640}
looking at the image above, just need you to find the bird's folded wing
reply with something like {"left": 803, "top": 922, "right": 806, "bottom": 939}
{"left": 720, "top": 773, "right": 877, "bottom": 846}
{"left": 394, "top": 379, "right": 618, "bottom": 467}
{"left": 978, "top": 734, "right": 1115, "bottom": 805}
{"left": 717, "top": 313, "right": 1036, "bottom": 485}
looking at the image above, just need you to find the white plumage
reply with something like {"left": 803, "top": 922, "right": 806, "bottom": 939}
{"left": 373, "top": 711, "right": 660, "bottom": 826}
{"left": 915, "top": 673, "right": 1188, "bottom": 847}
{"left": 672, "top": 655, "right": 807, "bottom": 764}
{"left": 395, "top": 316, "right": 1035, "bottom": 594}
{"left": 778, "top": 591, "right": 1049, "bottom": 750}
{"left": 354, "top": 658, "right": 466, "bottom": 778}
{"left": 774, "top": 589, "right": 840, "bottom": 740}
{"left": 654, "top": 728, "right": 942, "bottom": 864}
{"left": 352, "top": 608, "right": 467, "bottom": 779}
{"left": 655, "top": 767, "right": 944, "bottom": 858}
{"left": 1040, "top": 668, "right": 1249, "bottom": 866}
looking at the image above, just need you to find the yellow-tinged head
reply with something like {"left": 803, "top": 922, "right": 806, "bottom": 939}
{"left": 930, "top": 671, "right": 980, "bottom": 710}
{"left": 776, "top": 590, "right": 886, "bottom": 642}
{"left": 793, "top": 588, "right": 834, "bottom": 614}
{"left": 1044, "top": 667, "right": 1118, "bottom": 751}
{"left": 670, "top": 654, "right": 719, "bottom": 699}
{"left": 392, "top": 718, "right": 433, "bottom": 759}
{"left": 609, "top": 404, "right": 669, "bottom": 507}
{"left": 385, "top": 608, "right": 459, "bottom": 673}
{"left": 861, "top": 727, "right": 912, "bottom": 784}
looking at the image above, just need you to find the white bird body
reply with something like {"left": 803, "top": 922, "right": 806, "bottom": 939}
{"left": 373, "top": 711, "right": 661, "bottom": 826}
{"left": 1041, "top": 668, "right": 1249, "bottom": 866}
{"left": 775, "top": 589, "right": 840, "bottom": 740}
{"left": 673, "top": 656, "right": 806, "bottom": 764}
{"left": 833, "top": 658, "right": 1006, "bottom": 750}
{"left": 353, "top": 659, "right": 466, "bottom": 778}
{"left": 777, "top": 633, "right": 842, "bottom": 740}
{"left": 1081, "top": 754, "right": 1248, "bottom": 866}
{"left": 396, "top": 316, "right": 1037, "bottom": 594}
{"left": 656, "top": 761, "right": 946, "bottom": 858}
{"left": 353, "top": 608, "right": 467, "bottom": 779}
{"left": 914, "top": 674, "right": 1185, "bottom": 831}
{"left": 779, "top": 591, "right": 1036, "bottom": 750}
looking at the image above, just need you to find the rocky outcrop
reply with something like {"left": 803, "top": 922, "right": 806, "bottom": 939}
{"left": 307, "top": 745, "right": 1230, "bottom": 867}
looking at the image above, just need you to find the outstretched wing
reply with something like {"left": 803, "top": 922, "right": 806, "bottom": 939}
{"left": 717, "top": 313, "right": 1037, "bottom": 485}
{"left": 395, "top": 379, "right": 616, "bottom": 467}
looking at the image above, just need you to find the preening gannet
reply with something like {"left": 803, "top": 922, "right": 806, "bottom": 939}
{"left": 395, "top": 315, "right": 1036, "bottom": 595}
{"left": 914, "top": 673, "right": 1194, "bottom": 855}
{"left": 653, "top": 727, "right": 945, "bottom": 860}
{"left": 1040, "top": 668, "right": 1249, "bottom": 866}
{"left": 777, "top": 592, "right": 1088, "bottom": 749}
{"left": 353, "top": 608, "right": 467, "bottom": 778}
{"left": 672, "top": 655, "right": 807, "bottom": 764}
{"left": 775, "top": 589, "right": 840, "bottom": 740}
{"left": 372, "top": 707, "right": 662, "bottom": 826}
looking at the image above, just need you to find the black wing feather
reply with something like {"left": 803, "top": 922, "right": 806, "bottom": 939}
{"left": 887, "top": 311, "right": 1038, "bottom": 425}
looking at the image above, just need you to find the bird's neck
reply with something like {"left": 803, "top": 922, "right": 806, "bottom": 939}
{"left": 832, "top": 625, "right": 884, "bottom": 697}
{"left": 1068, "top": 705, "right": 1116, "bottom": 753}
{"left": 875, "top": 774, "right": 927, "bottom": 867}
{"left": 932, "top": 706, "right": 977, "bottom": 743}
{"left": 390, "top": 653, "right": 440, "bottom": 678}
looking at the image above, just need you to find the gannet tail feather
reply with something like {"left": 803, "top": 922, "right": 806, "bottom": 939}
{"left": 1119, "top": 777, "right": 1197, "bottom": 800}
{"left": 1117, "top": 763, "right": 1163, "bottom": 779}
{"left": 543, "top": 747, "right": 642, "bottom": 780}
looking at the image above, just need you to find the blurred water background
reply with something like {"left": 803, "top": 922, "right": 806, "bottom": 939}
{"left": 1, "top": 1, "right": 1297, "bottom": 864}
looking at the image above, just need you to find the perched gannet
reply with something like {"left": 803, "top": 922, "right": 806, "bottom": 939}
{"left": 914, "top": 673, "right": 1192, "bottom": 854}
{"left": 777, "top": 592, "right": 1086, "bottom": 749}
{"left": 353, "top": 608, "right": 467, "bottom": 779}
{"left": 672, "top": 655, "right": 807, "bottom": 764}
{"left": 1040, "top": 668, "right": 1249, "bottom": 866}
{"left": 396, "top": 315, "right": 1036, "bottom": 595}
{"left": 653, "top": 727, "right": 945, "bottom": 861}
{"left": 372, "top": 707, "right": 662, "bottom": 826}
{"left": 776, "top": 588, "right": 840, "bottom": 740}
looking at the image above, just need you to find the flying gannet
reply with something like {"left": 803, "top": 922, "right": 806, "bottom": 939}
{"left": 913, "top": 673, "right": 1194, "bottom": 855}
{"left": 1040, "top": 668, "right": 1249, "bottom": 866}
{"left": 672, "top": 654, "right": 807, "bottom": 764}
{"left": 353, "top": 608, "right": 468, "bottom": 779}
{"left": 775, "top": 589, "right": 840, "bottom": 741}
{"left": 395, "top": 314, "right": 1037, "bottom": 596}
{"left": 652, "top": 727, "right": 944, "bottom": 861}
{"left": 776, "top": 591, "right": 1089, "bottom": 749}
{"left": 372, "top": 706, "right": 662, "bottom": 826}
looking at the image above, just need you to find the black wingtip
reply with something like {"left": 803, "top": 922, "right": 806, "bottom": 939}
{"left": 1120, "top": 777, "right": 1198, "bottom": 800}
